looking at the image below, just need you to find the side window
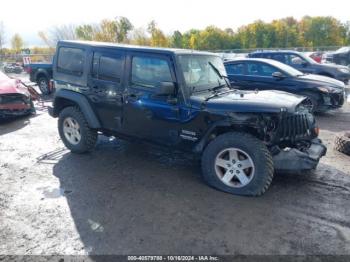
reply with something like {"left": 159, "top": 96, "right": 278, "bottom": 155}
{"left": 247, "top": 63, "right": 279, "bottom": 77}
{"left": 57, "top": 47, "right": 84, "bottom": 76}
{"left": 286, "top": 54, "right": 305, "bottom": 65}
{"left": 131, "top": 56, "right": 172, "bottom": 88}
{"left": 272, "top": 54, "right": 286, "bottom": 63}
{"left": 92, "top": 53, "right": 123, "bottom": 82}
{"left": 225, "top": 63, "right": 244, "bottom": 75}
{"left": 247, "top": 63, "right": 260, "bottom": 76}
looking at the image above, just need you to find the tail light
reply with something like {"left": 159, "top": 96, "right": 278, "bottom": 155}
{"left": 25, "top": 66, "right": 32, "bottom": 74}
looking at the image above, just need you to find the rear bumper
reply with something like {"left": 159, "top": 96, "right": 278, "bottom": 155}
{"left": 273, "top": 139, "right": 327, "bottom": 172}
{"left": 48, "top": 106, "right": 55, "bottom": 117}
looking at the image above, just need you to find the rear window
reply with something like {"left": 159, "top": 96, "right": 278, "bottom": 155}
{"left": 57, "top": 47, "right": 85, "bottom": 76}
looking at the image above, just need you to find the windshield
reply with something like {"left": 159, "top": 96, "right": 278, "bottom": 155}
{"left": 178, "top": 54, "right": 227, "bottom": 92}
{"left": 336, "top": 47, "right": 350, "bottom": 53}
{"left": 298, "top": 52, "right": 317, "bottom": 64}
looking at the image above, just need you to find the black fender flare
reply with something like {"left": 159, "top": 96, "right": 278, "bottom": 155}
{"left": 51, "top": 89, "right": 101, "bottom": 129}
{"left": 34, "top": 69, "right": 50, "bottom": 81}
{"left": 193, "top": 120, "right": 233, "bottom": 153}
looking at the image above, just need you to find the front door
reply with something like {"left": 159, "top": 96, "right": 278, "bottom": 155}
{"left": 242, "top": 62, "right": 293, "bottom": 91}
{"left": 122, "top": 53, "right": 181, "bottom": 145}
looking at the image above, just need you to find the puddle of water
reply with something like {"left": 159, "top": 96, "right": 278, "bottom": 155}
{"left": 39, "top": 187, "right": 72, "bottom": 198}
{"left": 88, "top": 219, "right": 104, "bottom": 232}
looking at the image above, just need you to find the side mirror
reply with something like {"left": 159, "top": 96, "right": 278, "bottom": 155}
{"left": 155, "top": 81, "right": 176, "bottom": 96}
{"left": 272, "top": 71, "right": 284, "bottom": 79}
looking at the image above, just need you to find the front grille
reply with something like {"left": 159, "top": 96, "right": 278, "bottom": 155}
{"left": 277, "top": 114, "right": 311, "bottom": 142}
{"left": 0, "top": 94, "right": 28, "bottom": 105}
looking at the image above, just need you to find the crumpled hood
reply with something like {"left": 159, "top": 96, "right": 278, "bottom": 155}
{"left": 190, "top": 90, "right": 305, "bottom": 113}
{"left": 0, "top": 73, "right": 29, "bottom": 96}
{"left": 298, "top": 74, "right": 345, "bottom": 89}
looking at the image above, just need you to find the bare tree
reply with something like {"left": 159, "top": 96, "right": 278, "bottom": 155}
{"left": 39, "top": 24, "right": 77, "bottom": 47}
{"left": 0, "top": 21, "right": 5, "bottom": 57}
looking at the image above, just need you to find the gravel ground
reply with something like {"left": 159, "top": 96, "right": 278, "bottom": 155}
{"left": 0, "top": 83, "right": 350, "bottom": 255}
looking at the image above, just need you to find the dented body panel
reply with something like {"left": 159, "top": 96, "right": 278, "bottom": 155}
{"left": 0, "top": 72, "right": 34, "bottom": 118}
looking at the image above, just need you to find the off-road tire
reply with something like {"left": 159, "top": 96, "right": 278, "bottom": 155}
{"left": 58, "top": 106, "right": 97, "bottom": 153}
{"left": 37, "top": 76, "right": 50, "bottom": 95}
{"left": 334, "top": 132, "right": 350, "bottom": 156}
{"left": 201, "top": 132, "right": 274, "bottom": 196}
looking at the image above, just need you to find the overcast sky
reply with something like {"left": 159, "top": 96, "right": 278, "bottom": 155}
{"left": 0, "top": 0, "right": 348, "bottom": 46}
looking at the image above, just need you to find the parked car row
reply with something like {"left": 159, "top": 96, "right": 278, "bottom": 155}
{"left": 3, "top": 62, "right": 23, "bottom": 74}
{"left": 224, "top": 58, "right": 346, "bottom": 113}
{"left": 248, "top": 50, "right": 350, "bottom": 84}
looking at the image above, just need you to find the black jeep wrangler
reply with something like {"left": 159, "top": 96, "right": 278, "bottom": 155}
{"left": 49, "top": 41, "right": 327, "bottom": 196}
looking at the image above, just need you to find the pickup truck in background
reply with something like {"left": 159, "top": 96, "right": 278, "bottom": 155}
{"left": 25, "top": 63, "right": 53, "bottom": 95}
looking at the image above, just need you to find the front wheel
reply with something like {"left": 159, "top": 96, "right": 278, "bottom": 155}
{"left": 201, "top": 132, "right": 274, "bottom": 196}
{"left": 58, "top": 106, "right": 97, "bottom": 153}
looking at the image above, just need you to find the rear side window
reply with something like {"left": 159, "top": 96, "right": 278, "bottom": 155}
{"left": 272, "top": 54, "right": 286, "bottom": 63}
{"left": 92, "top": 53, "right": 124, "bottom": 82}
{"left": 131, "top": 56, "right": 172, "bottom": 88}
{"left": 225, "top": 63, "right": 244, "bottom": 75}
{"left": 57, "top": 47, "right": 85, "bottom": 76}
{"left": 247, "top": 62, "right": 279, "bottom": 77}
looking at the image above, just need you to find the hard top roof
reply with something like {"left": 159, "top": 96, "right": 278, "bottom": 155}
{"left": 251, "top": 50, "right": 301, "bottom": 54}
{"left": 58, "top": 40, "right": 216, "bottom": 56}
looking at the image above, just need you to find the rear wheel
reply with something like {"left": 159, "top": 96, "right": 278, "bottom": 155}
{"left": 37, "top": 77, "right": 50, "bottom": 95}
{"left": 58, "top": 106, "right": 97, "bottom": 153}
{"left": 201, "top": 132, "right": 274, "bottom": 196}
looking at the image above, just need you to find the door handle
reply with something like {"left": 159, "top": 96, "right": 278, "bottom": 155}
{"left": 127, "top": 94, "right": 138, "bottom": 102}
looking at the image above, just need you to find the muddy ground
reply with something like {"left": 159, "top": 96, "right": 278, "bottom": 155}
{"left": 0, "top": 87, "right": 350, "bottom": 255}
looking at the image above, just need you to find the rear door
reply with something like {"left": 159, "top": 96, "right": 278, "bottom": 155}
{"left": 87, "top": 49, "right": 126, "bottom": 131}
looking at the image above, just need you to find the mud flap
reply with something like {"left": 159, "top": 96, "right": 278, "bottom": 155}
{"left": 273, "top": 139, "right": 327, "bottom": 172}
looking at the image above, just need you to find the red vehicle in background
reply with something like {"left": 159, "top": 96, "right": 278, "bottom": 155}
{"left": 306, "top": 51, "right": 323, "bottom": 63}
{"left": 0, "top": 71, "right": 37, "bottom": 119}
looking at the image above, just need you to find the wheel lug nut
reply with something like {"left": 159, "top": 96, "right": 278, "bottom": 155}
{"left": 237, "top": 164, "right": 242, "bottom": 168}
{"left": 236, "top": 170, "right": 240, "bottom": 174}
{"left": 232, "top": 160, "right": 236, "bottom": 164}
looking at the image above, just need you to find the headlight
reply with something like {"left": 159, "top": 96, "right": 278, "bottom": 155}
{"left": 338, "top": 68, "right": 350, "bottom": 74}
{"left": 317, "top": 86, "right": 331, "bottom": 93}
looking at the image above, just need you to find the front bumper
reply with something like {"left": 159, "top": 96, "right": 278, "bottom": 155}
{"left": 318, "top": 91, "right": 345, "bottom": 111}
{"left": 273, "top": 139, "right": 327, "bottom": 172}
{"left": 335, "top": 72, "right": 350, "bottom": 84}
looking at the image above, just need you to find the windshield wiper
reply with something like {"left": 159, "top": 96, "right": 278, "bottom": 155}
{"left": 208, "top": 62, "right": 231, "bottom": 89}
{"left": 205, "top": 87, "right": 236, "bottom": 101}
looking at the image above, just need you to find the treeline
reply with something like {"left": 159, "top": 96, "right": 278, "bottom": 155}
{"left": 36, "top": 16, "right": 350, "bottom": 51}
{"left": 1, "top": 16, "right": 350, "bottom": 56}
